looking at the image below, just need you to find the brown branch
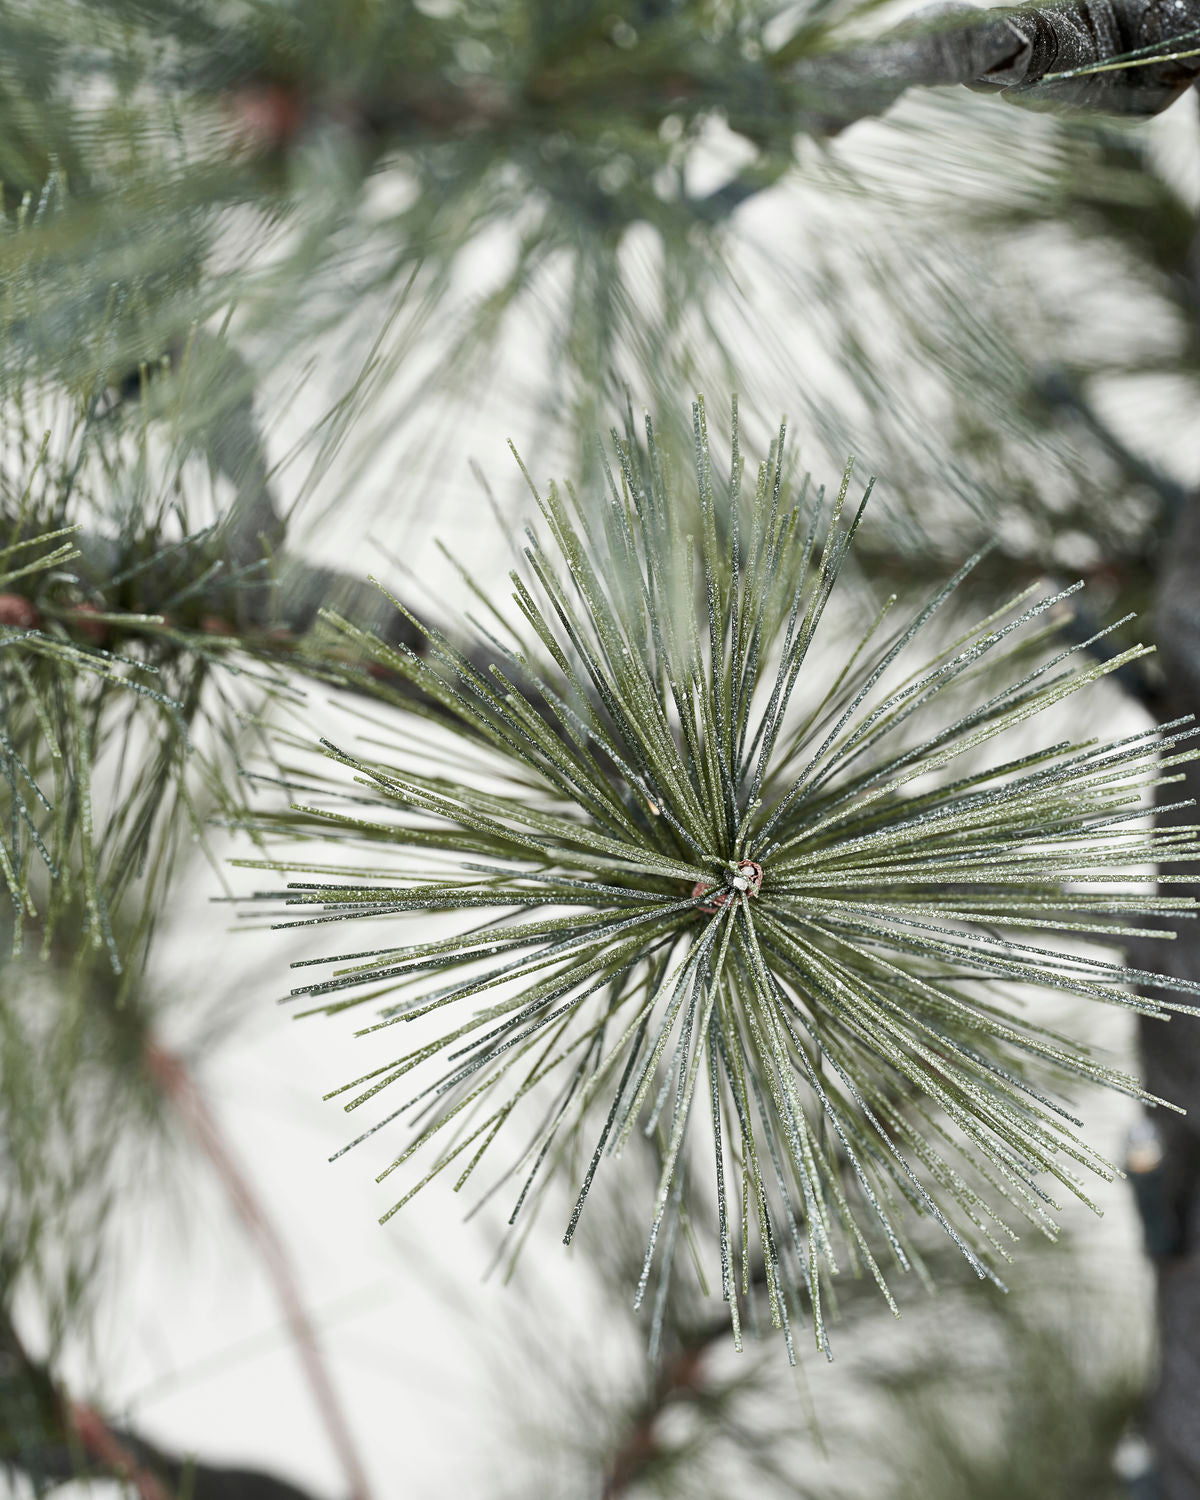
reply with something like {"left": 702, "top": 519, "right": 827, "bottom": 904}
{"left": 67, "top": 1403, "right": 173, "bottom": 1500}
{"left": 0, "top": 1298, "right": 322, "bottom": 1500}
{"left": 144, "top": 1043, "right": 374, "bottom": 1500}
{"left": 600, "top": 1323, "right": 729, "bottom": 1498}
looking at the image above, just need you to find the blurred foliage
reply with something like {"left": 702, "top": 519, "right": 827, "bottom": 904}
{"left": 799, "top": 102, "right": 1200, "bottom": 576}
{"left": 0, "top": 380, "right": 283, "bottom": 978}
{"left": 0, "top": 909, "right": 167, "bottom": 1356}
{"left": 475, "top": 1160, "right": 1147, "bottom": 1499}
{"left": 1, "top": 0, "right": 1196, "bottom": 581}
{"left": 805, "top": 1277, "right": 1147, "bottom": 1500}
{"left": 0, "top": 0, "right": 861, "bottom": 429}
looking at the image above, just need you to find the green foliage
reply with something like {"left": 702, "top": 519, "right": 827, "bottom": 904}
{"left": 2, "top": 0, "right": 1198, "bottom": 1483}
{"left": 0, "top": 920, "right": 168, "bottom": 1349}
{"left": 0, "top": 517, "right": 184, "bottom": 973}
{"left": 0, "top": 0, "right": 848, "bottom": 425}
{"left": 239, "top": 399, "right": 1200, "bottom": 1357}
{"left": 5, "top": 0, "right": 1189, "bottom": 564}
{"left": 0, "top": 387, "right": 286, "bottom": 976}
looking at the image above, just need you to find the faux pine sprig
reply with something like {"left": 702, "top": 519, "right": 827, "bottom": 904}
{"left": 0, "top": 401, "right": 288, "bottom": 976}
{"left": 241, "top": 400, "right": 1200, "bottom": 1359}
{"left": 0, "top": 517, "right": 188, "bottom": 968}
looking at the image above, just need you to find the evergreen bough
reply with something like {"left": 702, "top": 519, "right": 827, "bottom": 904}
{"left": 241, "top": 400, "right": 1200, "bottom": 1359}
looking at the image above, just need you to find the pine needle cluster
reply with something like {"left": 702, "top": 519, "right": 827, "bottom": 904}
{"left": 0, "top": 399, "right": 285, "bottom": 976}
{"left": 241, "top": 401, "right": 1200, "bottom": 1357}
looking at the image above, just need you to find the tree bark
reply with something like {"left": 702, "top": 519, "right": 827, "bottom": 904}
{"left": 1130, "top": 492, "right": 1200, "bottom": 1500}
{"left": 786, "top": 0, "right": 1200, "bottom": 133}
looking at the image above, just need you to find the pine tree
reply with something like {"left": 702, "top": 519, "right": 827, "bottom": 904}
{"left": 3, "top": 1, "right": 1200, "bottom": 1497}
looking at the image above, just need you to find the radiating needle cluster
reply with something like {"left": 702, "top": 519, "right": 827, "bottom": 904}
{"left": 241, "top": 400, "right": 1200, "bottom": 1359}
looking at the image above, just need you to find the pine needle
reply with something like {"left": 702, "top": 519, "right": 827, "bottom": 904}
{"left": 242, "top": 401, "right": 1200, "bottom": 1354}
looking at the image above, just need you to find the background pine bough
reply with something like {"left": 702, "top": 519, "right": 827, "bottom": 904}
{"left": 239, "top": 400, "right": 1200, "bottom": 1360}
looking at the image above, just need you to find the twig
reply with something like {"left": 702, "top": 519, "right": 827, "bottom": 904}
{"left": 145, "top": 1043, "right": 375, "bottom": 1500}
{"left": 601, "top": 1322, "right": 730, "bottom": 1498}
{"left": 1035, "top": 368, "right": 1190, "bottom": 530}
{"left": 1, "top": 1268, "right": 323, "bottom": 1500}
{"left": 67, "top": 1402, "right": 173, "bottom": 1500}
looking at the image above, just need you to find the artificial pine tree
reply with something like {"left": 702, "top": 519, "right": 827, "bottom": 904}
{"left": 4, "top": 2, "right": 1200, "bottom": 1497}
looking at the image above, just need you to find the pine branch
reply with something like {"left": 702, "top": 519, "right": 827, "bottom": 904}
{"left": 0, "top": 372, "right": 435, "bottom": 972}
{"left": 0, "top": 1298, "right": 323, "bottom": 1500}
{"left": 67, "top": 1404, "right": 173, "bottom": 1500}
{"left": 0, "top": 893, "right": 369, "bottom": 1497}
{"left": 238, "top": 401, "right": 1200, "bottom": 1356}
{"left": 601, "top": 1339, "right": 717, "bottom": 1499}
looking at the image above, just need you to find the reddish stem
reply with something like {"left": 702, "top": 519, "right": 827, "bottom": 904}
{"left": 601, "top": 1344, "right": 712, "bottom": 1497}
{"left": 145, "top": 1042, "right": 375, "bottom": 1500}
{"left": 69, "top": 1402, "right": 172, "bottom": 1500}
